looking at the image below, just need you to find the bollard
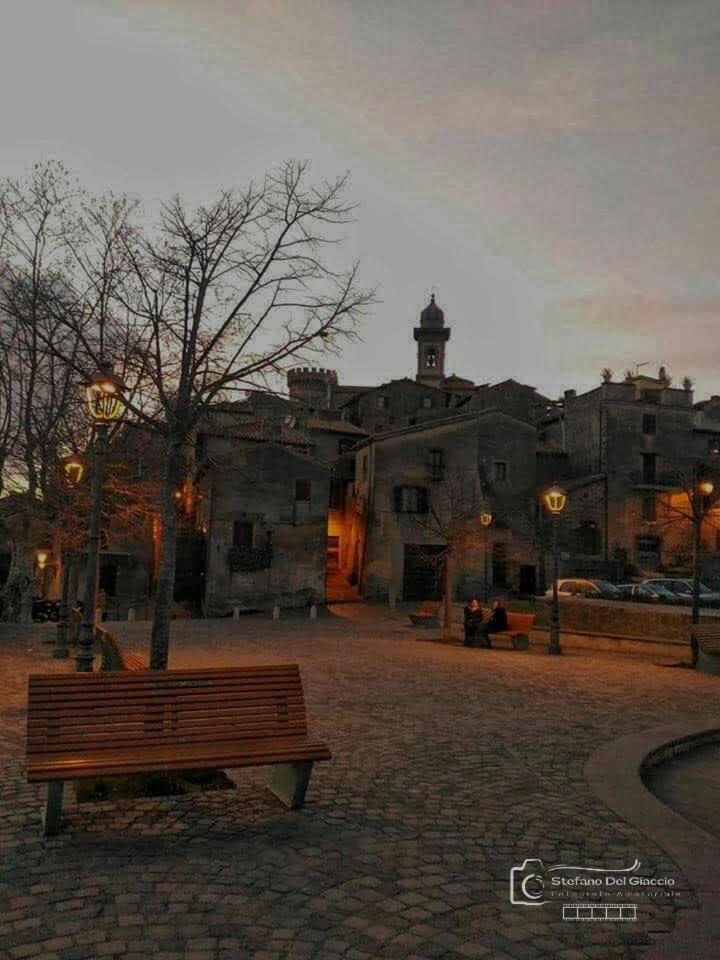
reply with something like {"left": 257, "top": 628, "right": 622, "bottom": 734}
{"left": 127, "top": 607, "right": 136, "bottom": 622}
{"left": 272, "top": 605, "right": 280, "bottom": 620}
{"left": 310, "top": 605, "right": 317, "bottom": 619}
{"left": 233, "top": 605, "right": 240, "bottom": 620}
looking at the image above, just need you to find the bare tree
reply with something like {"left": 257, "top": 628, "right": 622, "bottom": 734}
{"left": 58, "top": 160, "right": 374, "bottom": 666}
{"left": 412, "top": 472, "right": 489, "bottom": 641}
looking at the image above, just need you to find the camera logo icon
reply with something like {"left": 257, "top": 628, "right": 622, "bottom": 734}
{"left": 510, "top": 859, "right": 548, "bottom": 906}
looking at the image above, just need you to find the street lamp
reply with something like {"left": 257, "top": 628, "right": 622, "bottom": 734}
{"left": 689, "top": 476, "right": 715, "bottom": 653}
{"left": 542, "top": 484, "right": 568, "bottom": 655}
{"left": 63, "top": 453, "right": 86, "bottom": 486}
{"left": 480, "top": 511, "right": 493, "bottom": 601}
{"left": 76, "top": 362, "right": 125, "bottom": 672}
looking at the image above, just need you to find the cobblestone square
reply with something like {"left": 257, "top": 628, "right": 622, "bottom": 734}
{"left": 1, "top": 605, "right": 718, "bottom": 959}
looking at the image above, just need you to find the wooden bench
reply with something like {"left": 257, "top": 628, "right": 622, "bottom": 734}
{"left": 478, "top": 608, "right": 535, "bottom": 651}
{"left": 409, "top": 600, "right": 441, "bottom": 627}
{"left": 26, "top": 665, "right": 331, "bottom": 836}
{"left": 96, "top": 625, "right": 149, "bottom": 671}
{"left": 691, "top": 624, "right": 720, "bottom": 675}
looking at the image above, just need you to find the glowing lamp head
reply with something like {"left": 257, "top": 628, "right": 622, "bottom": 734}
{"left": 543, "top": 484, "right": 568, "bottom": 516}
{"left": 63, "top": 454, "right": 85, "bottom": 486}
{"left": 84, "top": 362, "right": 126, "bottom": 424}
{"left": 698, "top": 479, "right": 715, "bottom": 497}
{"left": 36, "top": 549, "right": 49, "bottom": 570}
{"left": 480, "top": 511, "right": 493, "bottom": 528}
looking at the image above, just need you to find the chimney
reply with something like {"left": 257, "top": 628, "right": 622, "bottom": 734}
{"left": 564, "top": 389, "right": 576, "bottom": 401}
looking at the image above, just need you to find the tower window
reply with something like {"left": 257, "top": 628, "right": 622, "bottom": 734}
{"left": 641, "top": 453, "right": 657, "bottom": 484}
{"left": 641, "top": 494, "right": 656, "bottom": 522}
{"left": 233, "top": 521, "right": 253, "bottom": 548}
{"left": 393, "top": 485, "right": 429, "bottom": 514}
{"left": 428, "top": 449, "right": 444, "bottom": 481}
{"left": 425, "top": 347, "right": 437, "bottom": 369}
{"left": 376, "top": 395, "right": 388, "bottom": 409}
{"left": 295, "top": 479, "right": 311, "bottom": 502}
{"left": 642, "top": 414, "right": 657, "bottom": 435}
{"left": 493, "top": 461, "right": 508, "bottom": 482}
{"left": 422, "top": 397, "right": 433, "bottom": 409}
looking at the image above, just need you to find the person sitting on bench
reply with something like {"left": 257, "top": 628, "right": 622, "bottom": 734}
{"left": 463, "top": 598, "right": 484, "bottom": 647}
{"left": 478, "top": 599, "right": 508, "bottom": 648}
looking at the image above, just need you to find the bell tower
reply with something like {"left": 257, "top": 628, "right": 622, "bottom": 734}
{"left": 414, "top": 294, "right": 450, "bottom": 386}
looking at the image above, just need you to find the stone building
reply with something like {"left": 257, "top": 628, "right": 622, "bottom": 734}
{"left": 539, "top": 369, "right": 720, "bottom": 579}
{"left": 195, "top": 432, "right": 331, "bottom": 615}
{"left": 350, "top": 410, "right": 539, "bottom": 601}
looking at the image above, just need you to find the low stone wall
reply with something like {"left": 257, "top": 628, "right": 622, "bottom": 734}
{"left": 544, "top": 598, "right": 719, "bottom": 643}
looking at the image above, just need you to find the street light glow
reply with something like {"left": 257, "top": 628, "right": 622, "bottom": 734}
{"left": 543, "top": 485, "right": 568, "bottom": 515}
{"left": 84, "top": 363, "right": 126, "bottom": 424}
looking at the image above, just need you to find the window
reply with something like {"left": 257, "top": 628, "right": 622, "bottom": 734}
{"left": 393, "top": 485, "right": 428, "bottom": 514}
{"left": 195, "top": 432, "right": 207, "bottom": 461}
{"left": 295, "top": 479, "right": 311, "bottom": 502}
{"left": 641, "top": 494, "right": 656, "bottom": 522}
{"left": 233, "top": 521, "right": 253, "bottom": 548}
{"left": 429, "top": 448, "right": 444, "bottom": 481}
{"left": 425, "top": 347, "right": 437, "bottom": 368}
{"left": 636, "top": 535, "right": 661, "bottom": 566}
{"left": 422, "top": 397, "right": 433, "bottom": 409}
{"left": 641, "top": 389, "right": 660, "bottom": 404}
{"left": 575, "top": 521, "right": 601, "bottom": 555}
{"left": 376, "top": 395, "right": 388, "bottom": 410}
{"left": 493, "top": 461, "right": 508, "bottom": 482}
{"left": 642, "top": 414, "right": 657, "bottom": 435}
{"left": 329, "top": 479, "right": 344, "bottom": 509}
{"left": 338, "top": 438, "right": 354, "bottom": 454}
{"left": 294, "top": 479, "right": 311, "bottom": 522}
{"left": 641, "top": 453, "right": 657, "bottom": 484}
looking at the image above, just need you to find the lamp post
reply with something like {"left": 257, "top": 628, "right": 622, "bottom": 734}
{"left": 542, "top": 484, "right": 568, "bottom": 655}
{"left": 76, "top": 363, "right": 125, "bottom": 672}
{"left": 54, "top": 454, "right": 86, "bottom": 660}
{"left": 691, "top": 477, "right": 714, "bottom": 635}
{"left": 480, "top": 511, "right": 492, "bottom": 601}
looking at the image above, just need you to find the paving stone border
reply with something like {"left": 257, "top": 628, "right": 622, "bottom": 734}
{"left": 584, "top": 718, "right": 720, "bottom": 960}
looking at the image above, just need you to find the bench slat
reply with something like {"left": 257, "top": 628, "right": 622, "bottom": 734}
{"left": 27, "top": 736, "right": 331, "bottom": 781}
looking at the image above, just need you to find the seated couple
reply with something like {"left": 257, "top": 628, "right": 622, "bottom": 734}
{"left": 463, "top": 598, "right": 508, "bottom": 648}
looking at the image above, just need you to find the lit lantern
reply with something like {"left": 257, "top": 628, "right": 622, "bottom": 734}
{"left": 698, "top": 479, "right": 715, "bottom": 497}
{"left": 84, "top": 363, "right": 126, "bottom": 424}
{"left": 36, "top": 549, "right": 50, "bottom": 570}
{"left": 543, "top": 484, "right": 568, "bottom": 516}
{"left": 480, "top": 511, "right": 493, "bottom": 528}
{"left": 63, "top": 453, "right": 85, "bottom": 486}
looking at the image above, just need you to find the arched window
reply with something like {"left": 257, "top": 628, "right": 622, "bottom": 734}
{"left": 425, "top": 347, "right": 437, "bottom": 368}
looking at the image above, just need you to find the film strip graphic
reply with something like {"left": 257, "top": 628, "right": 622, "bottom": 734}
{"left": 563, "top": 903, "right": 637, "bottom": 922}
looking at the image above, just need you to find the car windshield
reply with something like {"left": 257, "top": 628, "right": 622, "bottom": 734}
{"left": 652, "top": 585, "right": 676, "bottom": 598}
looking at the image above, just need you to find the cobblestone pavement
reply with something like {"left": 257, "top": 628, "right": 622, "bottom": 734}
{"left": 1, "top": 605, "right": 718, "bottom": 960}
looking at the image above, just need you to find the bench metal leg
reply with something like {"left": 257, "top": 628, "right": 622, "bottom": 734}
{"left": 267, "top": 761, "right": 314, "bottom": 809}
{"left": 42, "top": 781, "right": 64, "bottom": 836}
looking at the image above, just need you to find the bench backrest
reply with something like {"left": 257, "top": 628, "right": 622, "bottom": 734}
{"left": 27, "top": 665, "right": 308, "bottom": 760}
{"left": 418, "top": 601, "right": 441, "bottom": 616}
{"left": 480, "top": 609, "right": 535, "bottom": 632}
{"left": 691, "top": 623, "right": 720, "bottom": 654}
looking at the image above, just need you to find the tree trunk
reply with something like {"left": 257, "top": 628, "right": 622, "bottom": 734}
{"left": 443, "top": 553, "right": 454, "bottom": 641}
{"left": 1, "top": 535, "right": 36, "bottom": 624}
{"left": 149, "top": 441, "right": 184, "bottom": 669}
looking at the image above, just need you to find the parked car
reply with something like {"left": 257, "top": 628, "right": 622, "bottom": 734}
{"left": 641, "top": 578, "right": 720, "bottom": 606}
{"left": 545, "top": 578, "right": 621, "bottom": 600}
{"left": 32, "top": 598, "right": 61, "bottom": 622}
{"left": 617, "top": 583, "right": 682, "bottom": 604}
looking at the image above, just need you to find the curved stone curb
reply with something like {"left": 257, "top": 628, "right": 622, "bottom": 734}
{"left": 584, "top": 719, "right": 720, "bottom": 959}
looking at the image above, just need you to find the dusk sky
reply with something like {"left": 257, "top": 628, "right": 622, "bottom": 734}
{"left": 2, "top": 0, "right": 719, "bottom": 399}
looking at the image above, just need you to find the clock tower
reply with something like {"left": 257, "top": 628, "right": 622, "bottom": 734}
{"left": 414, "top": 294, "right": 450, "bottom": 386}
